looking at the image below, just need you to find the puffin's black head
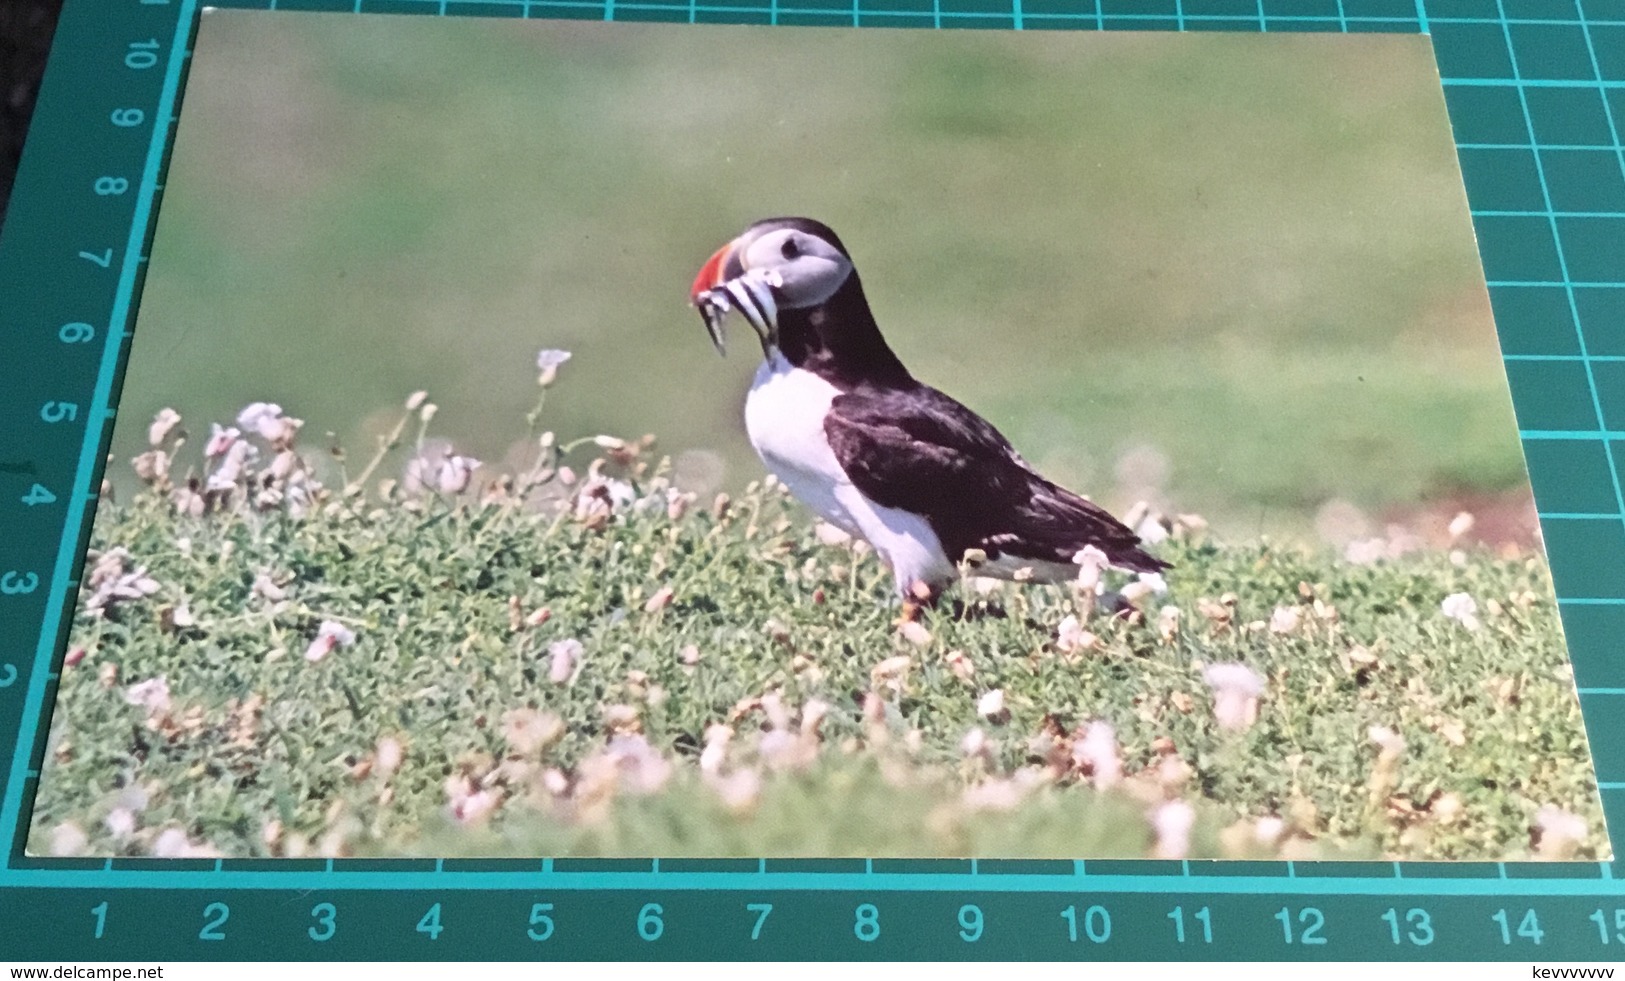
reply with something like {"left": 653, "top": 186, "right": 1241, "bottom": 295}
{"left": 690, "top": 217, "right": 857, "bottom": 354}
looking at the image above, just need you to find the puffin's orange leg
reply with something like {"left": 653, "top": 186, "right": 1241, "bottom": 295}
{"left": 896, "top": 580, "right": 939, "bottom": 625}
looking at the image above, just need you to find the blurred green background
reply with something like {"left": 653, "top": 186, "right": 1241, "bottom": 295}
{"left": 121, "top": 13, "right": 1518, "bottom": 542}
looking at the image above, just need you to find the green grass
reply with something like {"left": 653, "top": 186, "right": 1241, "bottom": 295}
{"left": 27, "top": 399, "right": 1608, "bottom": 862}
{"left": 114, "top": 17, "right": 1517, "bottom": 540}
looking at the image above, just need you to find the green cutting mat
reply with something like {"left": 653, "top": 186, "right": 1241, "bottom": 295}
{"left": 1, "top": 0, "right": 1624, "bottom": 960}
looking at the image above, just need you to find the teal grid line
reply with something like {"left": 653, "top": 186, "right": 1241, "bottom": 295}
{"left": 0, "top": 0, "right": 1623, "bottom": 960}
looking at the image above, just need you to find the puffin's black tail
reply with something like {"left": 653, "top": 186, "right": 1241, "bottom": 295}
{"left": 1109, "top": 543, "right": 1171, "bottom": 575}
{"left": 1005, "top": 477, "right": 1172, "bottom": 575}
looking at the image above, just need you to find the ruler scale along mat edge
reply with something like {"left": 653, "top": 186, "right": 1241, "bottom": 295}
{"left": 1, "top": 0, "right": 1624, "bottom": 960}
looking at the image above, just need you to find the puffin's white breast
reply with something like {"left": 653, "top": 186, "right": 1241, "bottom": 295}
{"left": 744, "top": 353, "right": 955, "bottom": 590}
{"left": 745, "top": 353, "right": 852, "bottom": 530}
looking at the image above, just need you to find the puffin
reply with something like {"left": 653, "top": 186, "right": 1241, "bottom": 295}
{"left": 690, "top": 216, "right": 1167, "bottom": 614}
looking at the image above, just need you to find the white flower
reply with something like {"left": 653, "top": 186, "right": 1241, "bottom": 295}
{"left": 1368, "top": 725, "right": 1405, "bottom": 760}
{"left": 304, "top": 621, "right": 356, "bottom": 663}
{"left": 706, "top": 768, "right": 762, "bottom": 813}
{"left": 960, "top": 726, "right": 991, "bottom": 760}
{"left": 124, "top": 676, "right": 171, "bottom": 714}
{"left": 104, "top": 808, "right": 136, "bottom": 840}
{"left": 1074, "top": 721, "right": 1122, "bottom": 789}
{"left": 1253, "top": 815, "right": 1286, "bottom": 848}
{"left": 147, "top": 407, "right": 182, "bottom": 447}
{"left": 644, "top": 586, "right": 674, "bottom": 613}
{"left": 434, "top": 454, "right": 480, "bottom": 495}
{"left": 252, "top": 573, "right": 287, "bottom": 603}
{"left": 1344, "top": 538, "right": 1387, "bottom": 565}
{"left": 1533, "top": 805, "right": 1588, "bottom": 859}
{"left": 977, "top": 689, "right": 1006, "bottom": 720}
{"left": 450, "top": 788, "right": 501, "bottom": 825}
{"left": 1156, "top": 605, "right": 1180, "bottom": 642}
{"left": 117, "top": 783, "right": 150, "bottom": 813}
{"left": 599, "top": 734, "right": 673, "bottom": 794}
{"left": 962, "top": 772, "right": 1041, "bottom": 812}
{"left": 1202, "top": 663, "right": 1265, "bottom": 732}
{"left": 592, "top": 435, "right": 626, "bottom": 450}
{"left": 1268, "top": 605, "right": 1302, "bottom": 635}
{"left": 801, "top": 698, "right": 830, "bottom": 737}
{"left": 375, "top": 736, "right": 404, "bottom": 778}
{"left": 757, "top": 728, "right": 800, "bottom": 769}
{"left": 815, "top": 521, "right": 852, "bottom": 546}
{"left": 573, "top": 477, "right": 635, "bottom": 524}
{"left": 1119, "top": 572, "right": 1168, "bottom": 607}
{"left": 899, "top": 620, "right": 932, "bottom": 647}
{"left": 536, "top": 349, "right": 572, "bottom": 370}
{"left": 84, "top": 550, "right": 160, "bottom": 615}
{"left": 153, "top": 828, "right": 189, "bottom": 857}
{"left": 49, "top": 822, "right": 88, "bottom": 857}
{"left": 206, "top": 439, "right": 256, "bottom": 491}
{"left": 1441, "top": 592, "right": 1481, "bottom": 631}
{"left": 501, "top": 708, "right": 562, "bottom": 756}
{"left": 1072, "top": 545, "right": 1109, "bottom": 592}
{"left": 1055, "top": 614, "right": 1096, "bottom": 654}
{"left": 204, "top": 423, "right": 241, "bottom": 458}
{"left": 151, "top": 827, "right": 217, "bottom": 858}
{"left": 1136, "top": 515, "right": 1170, "bottom": 545}
{"left": 536, "top": 349, "right": 572, "bottom": 385}
{"left": 1448, "top": 511, "right": 1476, "bottom": 541}
{"left": 548, "top": 638, "right": 583, "bottom": 684}
{"left": 700, "top": 724, "right": 733, "bottom": 774}
{"left": 236, "top": 402, "right": 285, "bottom": 441}
{"left": 1151, "top": 801, "right": 1195, "bottom": 860}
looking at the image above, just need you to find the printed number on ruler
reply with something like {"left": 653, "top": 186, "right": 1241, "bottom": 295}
{"left": 1591, "top": 910, "right": 1625, "bottom": 945}
{"left": 92, "top": 38, "right": 163, "bottom": 211}
{"left": 854, "top": 903, "right": 879, "bottom": 942}
{"left": 1168, "top": 906, "right": 1213, "bottom": 944}
{"left": 527, "top": 903, "right": 556, "bottom": 941}
{"left": 638, "top": 904, "right": 664, "bottom": 941}
{"left": 1060, "top": 905, "right": 1110, "bottom": 943}
{"left": 1382, "top": 908, "right": 1435, "bottom": 946}
{"left": 957, "top": 905, "right": 983, "bottom": 942}
{"left": 309, "top": 903, "right": 337, "bottom": 942}
{"left": 200, "top": 903, "right": 229, "bottom": 942}
{"left": 1493, "top": 909, "right": 1543, "bottom": 946}
{"left": 417, "top": 903, "right": 443, "bottom": 940}
{"left": 1275, "top": 907, "right": 1328, "bottom": 946}
{"left": 746, "top": 903, "right": 770, "bottom": 941}
{"left": 80, "top": 108, "right": 148, "bottom": 269}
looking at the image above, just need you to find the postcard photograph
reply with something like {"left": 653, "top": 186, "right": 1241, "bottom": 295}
{"left": 24, "top": 12, "right": 1611, "bottom": 862}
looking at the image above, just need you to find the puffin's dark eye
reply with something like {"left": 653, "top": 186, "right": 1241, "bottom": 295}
{"left": 781, "top": 237, "right": 801, "bottom": 259}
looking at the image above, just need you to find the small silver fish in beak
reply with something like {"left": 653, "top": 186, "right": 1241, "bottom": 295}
{"left": 695, "top": 288, "right": 733, "bottom": 355}
{"left": 690, "top": 239, "right": 782, "bottom": 357}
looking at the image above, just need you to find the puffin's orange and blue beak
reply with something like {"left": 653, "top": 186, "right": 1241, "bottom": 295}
{"left": 691, "top": 240, "right": 738, "bottom": 356}
{"left": 691, "top": 235, "right": 780, "bottom": 357}
{"left": 690, "top": 241, "right": 735, "bottom": 306}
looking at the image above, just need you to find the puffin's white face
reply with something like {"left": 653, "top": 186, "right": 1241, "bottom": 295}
{"left": 737, "top": 227, "right": 853, "bottom": 310}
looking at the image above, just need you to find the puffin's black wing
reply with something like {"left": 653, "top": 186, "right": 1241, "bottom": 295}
{"left": 823, "top": 386, "right": 1167, "bottom": 573}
